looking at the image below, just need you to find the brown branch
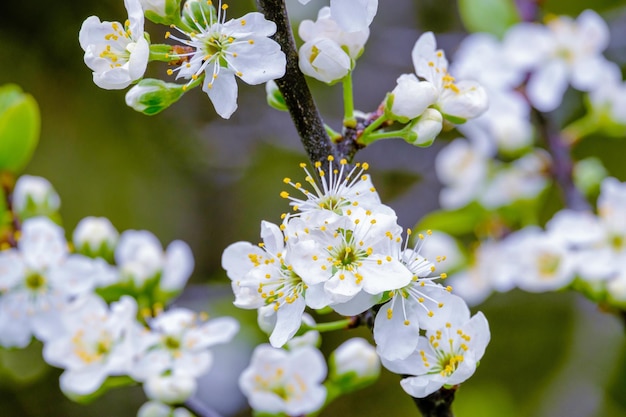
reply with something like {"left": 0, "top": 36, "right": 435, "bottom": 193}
{"left": 410, "top": 386, "right": 457, "bottom": 417}
{"left": 256, "top": 0, "right": 337, "bottom": 164}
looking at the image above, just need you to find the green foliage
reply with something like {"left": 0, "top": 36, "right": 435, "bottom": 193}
{"left": 457, "top": 0, "right": 520, "bottom": 37}
{"left": 0, "top": 84, "right": 40, "bottom": 174}
{"left": 415, "top": 202, "right": 486, "bottom": 235}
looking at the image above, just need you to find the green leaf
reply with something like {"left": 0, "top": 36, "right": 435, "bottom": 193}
{"left": 415, "top": 202, "right": 486, "bottom": 235}
{"left": 457, "top": 0, "right": 521, "bottom": 37}
{"left": 0, "top": 84, "right": 40, "bottom": 173}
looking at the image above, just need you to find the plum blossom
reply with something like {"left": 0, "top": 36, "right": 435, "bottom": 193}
{"left": 43, "top": 295, "right": 140, "bottom": 396}
{"left": 132, "top": 308, "right": 238, "bottom": 402}
{"left": 298, "top": 4, "right": 373, "bottom": 83}
{"left": 164, "top": 1, "right": 286, "bottom": 118}
{"left": 374, "top": 231, "right": 459, "bottom": 361}
{"left": 504, "top": 10, "right": 613, "bottom": 112}
{"left": 289, "top": 207, "right": 412, "bottom": 310}
{"left": 280, "top": 157, "right": 385, "bottom": 219}
{"left": 79, "top": 0, "right": 150, "bottom": 89}
{"left": 115, "top": 230, "right": 194, "bottom": 291}
{"left": 0, "top": 217, "right": 111, "bottom": 347}
{"left": 239, "top": 344, "right": 327, "bottom": 416}
{"left": 222, "top": 221, "right": 324, "bottom": 348}
{"left": 12, "top": 175, "right": 61, "bottom": 218}
{"left": 412, "top": 32, "right": 488, "bottom": 123}
{"left": 382, "top": 303, "right": 490, "bottom": 398}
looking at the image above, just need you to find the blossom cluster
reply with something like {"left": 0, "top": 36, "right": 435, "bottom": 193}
{"left": 0, "top": 175, "right": 238, "bottom": 413}
{"left": 434, "top": 9, "right": 622, "bottom": 211}
{"left": 445, "top": 177, "right": 626, "bottom": 307}
{"left": 222, "top": 157, "right": 490, "bottom": 407}
{"left": 79, "top": 0, "right": 286, "bottom": 118}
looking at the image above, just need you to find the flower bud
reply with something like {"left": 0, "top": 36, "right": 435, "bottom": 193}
{"left": 329, "top": 337, "right": 380, "bottom": 392}
{"left": 573, "top": 157, "right": 608, "bottom": 197}
{"left": 140, "top": 0, "right": 182, "bottom": 25}
{"left": 298, "top": 38, "right": 351, "bottom": 84}
{"left": 125, "top": 79, "right": 187, "bottom": 115}
{"left": 265, "top": 80, "right": 288, "bottom": 112}
{"left": 12, "top": 175, "right": 60, "bottom": 219}
{"left": 386, "top": 74, "right": 438, "bottom": 122}
{"left": 0, "top": 84, "right": 40, "bottom": 173}
{"left": 138, "top": 401, "right": 172, "bottom": 417}
{"left": 144, "top": 374, "right": 197, "bottom": 404}
{"left": 406, "top": 108, "right": 443, "bottom": 147}
{"left": 73, "top": 216, "right": 119, "bottom": 260}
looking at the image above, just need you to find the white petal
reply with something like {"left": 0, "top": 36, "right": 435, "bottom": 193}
{"left": 526, "top": 60, "right": 569, "bottom": 112}
{"left": 204, "top": 68, "right": 238, "bottom": 119}
{"left": 161, "top": 240, "right": 194, "bottom": 291}
{"left": 228, "top": 37, "right": 286, "bottom": 85}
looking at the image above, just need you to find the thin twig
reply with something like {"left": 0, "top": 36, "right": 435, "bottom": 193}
{"left": 534, "top": 110, "right": 591, "bottom": 212}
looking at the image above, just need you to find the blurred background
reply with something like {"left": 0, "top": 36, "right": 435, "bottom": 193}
{"left": 2, "top": 0, "right": 626, "bottom": 416}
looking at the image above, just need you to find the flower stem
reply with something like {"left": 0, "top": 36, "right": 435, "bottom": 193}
{"left": 359, "top": 129, "right": 406, "bottom": 145}
{"left": 303, "top": 318, "right": 353, "bottom": 333}
{"left": 411, "top": 386, "right": 457, "bottom": 417}
{"left": 342, "top": 73, "right": 356, "bottom": 129}
{"left": 358, "top": 113, "right": 389, "bottom": 145}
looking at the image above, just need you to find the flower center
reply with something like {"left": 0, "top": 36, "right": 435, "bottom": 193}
{"left": 537, "top": 252, "right": 561, "bottom": 278}
{"left": 164, "top": 335, "right": 181, "bottom": 350}
{"left": 25, "top": 272, "right": 46, "bottom": 290}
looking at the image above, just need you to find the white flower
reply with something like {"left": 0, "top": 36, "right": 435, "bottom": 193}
{"left": 382, "top": 305, "right": 490, "bottom": 398}
{"left": 290, "top": 207, "right": 412, "bottom": 309}
{"left": 387, "top": 74, "right": 438, "bottom": 122}
{"left": 435, "top": 139, "right": 489, "bottom": 209}
{"left": 280, "top": 158, "right": 385, "bottom": 218}
{"left": 115, "top": 230, "right": 194, "bottom": 291}
{"left": 330, "top": 337, "right": 380, "bottom": 385}
{"left": 447, "top": 240, "right": 515, "bottom": 306}
{"left": 79, "top": 0, "right": 150, "bottom": 89}
{"left": 222, "top": 221, "right": 324, "bottom": 348}
{"left": 412, "top": 32, "right": 488, "bottom": 123}
{"left": 138, "top": 401, "right": 194, "bottom": 417}
{"left": 298, "top": 37, "right": 352, "bottom": 83}
{"left": 479, "top": 151, "right": 550, "bottom": 209}
{"left": 297, "top": 4, "right": 373, "bottom": 83}
{"left": 299, "top": 6, "right": 370, "bottom": 59}
{"left": 43, "top": 295, "right": 139, "bottom": 396}
{"left": 239, "top": 344, "right": 327, "bottom": 416}
{"left": 131, "top": 308, "right": 238, "bottom": 384}
{"left": 374, "top": 231, "right": 459, "bottom": 361}
{"left": 504, "top": 10, "right": 612, "bottom": 111}
{"left": 589, "top": 65, "right": 626, "bottom": 125}
{"left": 506, "top": 227, "right": 577, "bottom": 292}
{"left": 73, "top": 216, "right": 119, "bottom": 256}
{"left": 165, "top": 3, "right": 286, "bottom": 118}
{"left": 144, "top": 373, "right": 197, "bottom": 404}
{"left": 12, "top": 175, "right": 61, "bottom": 216}
{"left": 407, "top": 108, "right": 443, "bottom": 147}
{"left": 328, "top": 0, "right": 378, "bottom": 33}
{"left": 0, "top": 217, "right": 109, "bottom": 347}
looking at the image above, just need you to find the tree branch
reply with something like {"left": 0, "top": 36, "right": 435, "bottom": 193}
{"left": 534, "top": 110, "right": 591, "bottom": 212}
{"left": 256, "top": 0, "right": 336, "bottom": 164}
{"left": 410, "top": 386, "right": 457, "bottom": 417}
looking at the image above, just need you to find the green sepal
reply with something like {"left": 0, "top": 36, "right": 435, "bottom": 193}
{"left": 266, "top": 81, "right": 288, "bottom": 112}
{"left": 0, "top": 84, "right": 40, "bottom": 174}
{"left": 126, "top": 78, "right": 192, "bottom": 116}
{"left": 181, "top": 0, "right": 217, "bottom": 32}
{"left": 143, "top": 0, "right": 182, "bottom": 26}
